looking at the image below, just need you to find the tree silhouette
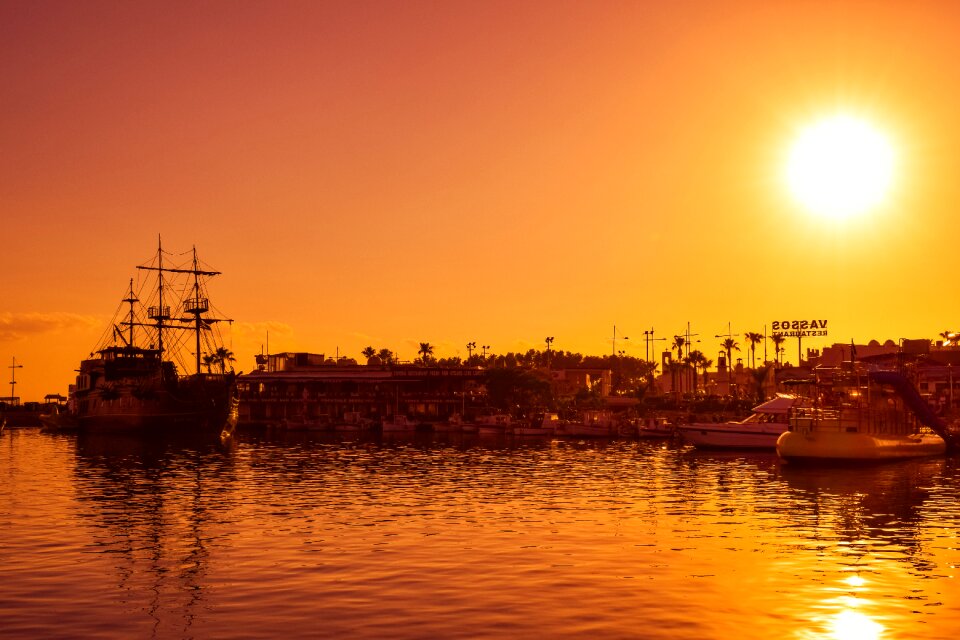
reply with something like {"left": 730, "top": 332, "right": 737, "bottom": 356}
{"left": 213, "top": 347, "right": 235, "bottom": 374}
{"left": 418, "top": 342, "right": 434, "bottom": 365}
{"left": 744, "top": 332, "right": 764, "bottom": 368}
{"left": 672, "top": 335, "right": 686, "bottom": 362}
{"left": 720, "top": 338, "right": 740, "bottom": 371}
{"left": 361, "top": 346, "right": 376, "bottom": 360}
{"left": 770, "top": 335, "right": 786, "bottom": 366}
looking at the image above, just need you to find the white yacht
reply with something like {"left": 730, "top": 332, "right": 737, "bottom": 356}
{"left": 677, "top": 395, "right": 796, "bottom": 449}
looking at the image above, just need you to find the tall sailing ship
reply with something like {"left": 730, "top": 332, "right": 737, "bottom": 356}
{"left": 70, "top": 241, "right": 236, "bottom": 432}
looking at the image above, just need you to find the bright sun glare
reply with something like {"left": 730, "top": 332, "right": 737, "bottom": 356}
{"left": 786, "top": 114, "right": 895, "bottom": 220}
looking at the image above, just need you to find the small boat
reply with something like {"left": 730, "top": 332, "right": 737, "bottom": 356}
{"left": 283, "top": 414, "right": 331, "bottom": 431}
{"left": 560, "top": 410, "right": 617, "bottom": 437}
{"left": 333, "top": 411, "right": 374, "bottom": 433}
{"left": 39, "top": 406, "right": 80, "bottom": 432}
{"left": 676, "top": 395, "right": 796, "bottom": 449}
{"left": 476, "top": 413, "right": 511, "bottom": 435}
{"left": 381, "top": 415, "right": 417, "bottom": 432}
{"left": 777, "top": 369, "right": 947, "bottom": 462}
{"left": 513, "top": 412, "right": 559, "bottom": 436}
{"left": 458, "top": 415, "right": 478, "bottom": 434}
{"left": 433, "top": 413, "right": 465, "bottom": 433}
{"left": 636, "top": 416, "right": 675, "bottom": 439}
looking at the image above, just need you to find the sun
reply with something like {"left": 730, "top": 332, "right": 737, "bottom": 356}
{"left": 785, "top": 114, "right": 895, "bottom": 220}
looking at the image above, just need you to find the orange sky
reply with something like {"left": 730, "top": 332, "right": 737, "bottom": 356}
{"left": 3, "top": 1, "right": 960, "bottom": 401}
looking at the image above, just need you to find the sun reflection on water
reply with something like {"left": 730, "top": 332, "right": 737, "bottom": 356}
{"left": 829, "top": 609, "right": 884, "bottom": 640}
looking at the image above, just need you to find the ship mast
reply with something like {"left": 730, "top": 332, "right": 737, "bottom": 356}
{"left": 123, "top": 278, "right": 137, "bottom": 348}
{"left": 187, "top": 246, "right": 208, "bottom": 375}
{"left": 137, "top": 240, "right": 222, "bottom": 376}
{"left": 145, "top": 237, "right": 169, "bottom": 358}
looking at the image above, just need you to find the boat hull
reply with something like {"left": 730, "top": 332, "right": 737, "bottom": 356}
{"left": 513, "top": 427, "right": 554, "bottom": 436}
{"left": 678, "top": 422, "right": 786, "bottom": 449}
{"left": 777, "top": 430, "right": 946, "bottom": 461}
{"left": 76, "top": 376, "right": 236, "bottom": 434}
{"left": 558, "top": 423, "right": 613, "bottom": 437}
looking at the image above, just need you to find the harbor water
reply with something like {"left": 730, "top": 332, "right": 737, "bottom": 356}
{"left": 3, "top": 429, "right": 960, "bottom": 639}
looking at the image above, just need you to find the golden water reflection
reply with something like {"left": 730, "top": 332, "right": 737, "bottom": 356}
{"left": 3, "top": 431, "right": 960, "bottom": 638}
{"left": 829, "top": 609, "right": 884, "bottom": 640}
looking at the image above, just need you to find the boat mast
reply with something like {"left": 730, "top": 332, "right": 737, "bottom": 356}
{"left": 137, "top": 240, "right": 222, "bottom": 374}
{"left": 123, "top": 278, "right": 137, "bottom": 348}
{"left": 190, "top": 247, "right": 206, "bottom": 375}
{"left": 155, "top": 237, "right": 166, "bottom": 357}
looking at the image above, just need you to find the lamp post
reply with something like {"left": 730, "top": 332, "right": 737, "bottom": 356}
{"left": 466, "top": 341, "right": 476, "bottom": 360}
{"left": 9, "top": 357, "right": 23, "bottom": 406}
{"left": 643, "top": 328, "right": 667, "bottom": 367}
{"left": 611, "top": 325, "right": 628, "bottom": 357}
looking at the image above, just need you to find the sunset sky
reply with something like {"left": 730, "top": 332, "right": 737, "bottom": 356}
{"left": 3, "top": 1, "right": 960, "bottom": 401}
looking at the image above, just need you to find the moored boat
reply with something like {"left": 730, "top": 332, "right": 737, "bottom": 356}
{"left": 333, "top": 411, "right": 374, "bottom": 433}
{"left": 777, "top": 369, "right": 947, "bottom": 462}
{"left": 283, "top": 414, "right": 331, "bottom": 431}
{"left": 677, "top": 395, "right": 796, "bottom": 449}
{"left": 69, "top": 242, "right": 236, "bottom": 434}
{"left": 39, "top": 406, "right": 80, "bottom": 432}
{"left": 381, "top": 415, "right": 417, "bottom": 432}
{"left": 559, "top": 410, "right": 617, "bottom": 437}
{"left": 513, "top": 412, "right": 559, "bottom": 436}
{"left": 636, "top": 415, "right": 675, "bottom": 439}
{"left": 477, "top": 413, "right": 511, "bottom": 435}
{"left": 433, "top": 413, "right": 465, "bottom": 433}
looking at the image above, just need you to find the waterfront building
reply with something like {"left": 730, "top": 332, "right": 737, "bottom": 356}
{"left": 237, "top": 352, "right": 619, "bottom": 427}
{"left": 238, "top": 352, "right": 487, "bottom": 428}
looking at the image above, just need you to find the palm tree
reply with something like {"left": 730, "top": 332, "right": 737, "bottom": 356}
{"left": 685, "top": 350, "right": 713, "bottom": 391}
{"left": 213, "top": 347, "right": 235, "bottom": 374}
{"left": 720, "top": 337, "right": 740, "bottom": 371}
{"left": 940, "top": 330, "right": 955, "bottom": 347}
{"left": 202, "top": 353, "right": 216, "bottom": 374}
{"left": 672, "top": 335, "right": 686, "bottom": 362}
{"left": 377, "top": 348, "right": 394, "bottom": 364}
{"left": 744, "top": 332, "right": 764, "bottom": 368}
{"left": 750, "top": 366, "right": 770, "bottom": 403}
{"left": 418, "top": 342, "right": 434, "bottom": 365}
{"left": 683, "top": 352, "right": 698, "bottom": 393}
{"left": 361, "top": 346, "right": 376, "bottom": 360}
{"left": 770, "top": 335, "right": 786, "bottom": 366}
{"left": 700, "top": 355, "right": 713, "bottom": 389}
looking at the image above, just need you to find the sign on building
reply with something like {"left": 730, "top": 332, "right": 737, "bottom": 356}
{"left": 771, "top": 319, "right": 828, "bottom": 338}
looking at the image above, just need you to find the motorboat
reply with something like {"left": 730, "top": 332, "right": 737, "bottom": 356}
{"left": 333, "top": 411, "right": 374, "bottom": 433}
{"left": 381, "top": 415, "right": 417, "bottom": 433}
{"left": 39, "top": 406, "right": 80, "bottom": 432}
{"left": 676, "top": 395, "right": 796, "bottom": 449}
{"left": 559, "top": 410, "right": 618, "bottom": 437}
{"left": 636, "top": 416, "right": 675, "bottom": 439}
{"left": 283, "top": 413, "right": 331, "bottom": 431}
{"left": 432, "top": 413, "right": 465, "bottom": 433}
{"left": 477, "top": 414, "right": 511, "bottom": 435}
{"left": 513, "top": 412, "right": 559, "bottom": 436}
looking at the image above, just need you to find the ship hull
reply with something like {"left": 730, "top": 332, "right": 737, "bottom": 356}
{"left": 777, "top": 430, "right": 946, "bottom": 461}
{"left": 75, "top": 375, "right": 235, "bottom": 434}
